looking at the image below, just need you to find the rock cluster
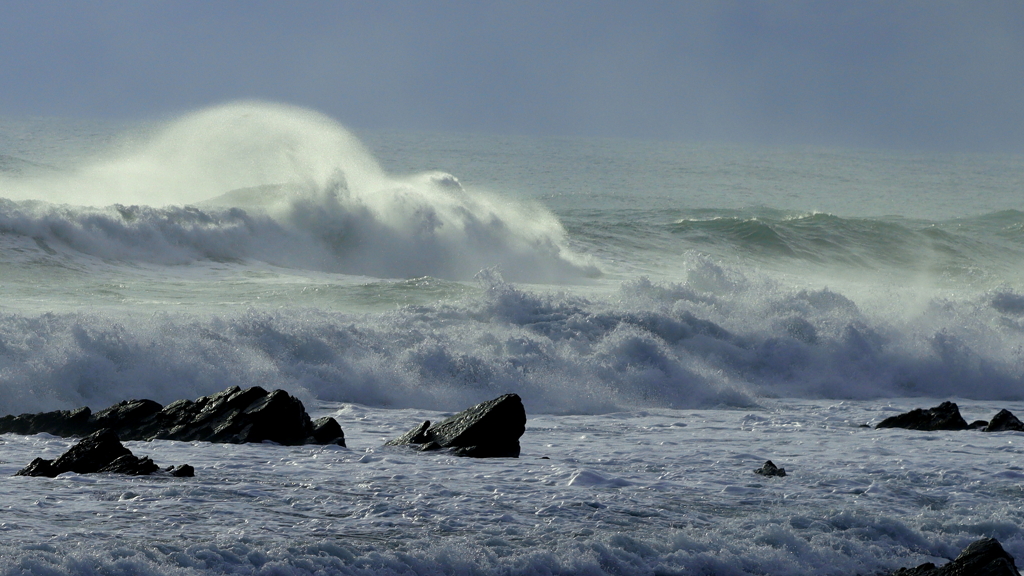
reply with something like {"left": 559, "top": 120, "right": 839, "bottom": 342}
{"left": 876, "top": 402, "right": 1024, "bottom": 433}
{"left": 5, "top": 389, "right": 529, "bottom": 478}
{"left": 876, "top": 401, "right": 969, "bottom": 431}
{"left": 0, "top": 386, "right": 345, "bottom": 446}
{"left": 385, "top": 393, "right": 526, "bottom": 457}
{"left": 888, "top": 537, "right": 1020, "bottom": 576}
{"left": 15, "top": 429, "right": 193, "bottom": 478}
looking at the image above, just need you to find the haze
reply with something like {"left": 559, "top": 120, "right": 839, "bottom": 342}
{"left": 1, "top": 1, "right": 1022, "bottom": 152}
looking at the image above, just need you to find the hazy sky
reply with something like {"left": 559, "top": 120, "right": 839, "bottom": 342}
{"left": 2, "top": 1, "right": 1022, "bottom": 151}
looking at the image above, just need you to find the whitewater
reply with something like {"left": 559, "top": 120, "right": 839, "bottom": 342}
{"left": 1, "top": 102, "right": 1023, "bottom": 575}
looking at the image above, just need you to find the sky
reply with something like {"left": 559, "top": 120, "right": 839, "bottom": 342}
{"left": 1, "top": 1, "right": 1022, "bottom": 152}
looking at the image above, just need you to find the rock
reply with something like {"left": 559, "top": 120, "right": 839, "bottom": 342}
{"left": 91, "top": 399, "right": 163, "bottom": 438}
{"left": 98, "top": 454, "right": 160, "bottom": 476}
{"left": 754, "top": 460, "right": 786, "bottom": 477}
{"left": 875, "top": 402, "right": 969, "bottom": 431}
{"left": 889, "top": 537, "right": 1020, "bottom": 576}
{"left": 0, "top": 386, "right": 345, "bottom": 447}
{"left": 986, "top": 409, "right": 1024, "bottom": 432}
{"left": 969, "top": 420, "right": 990, "bottom": 430}
{"left": 167, "top": 464, "right": 195, "bottom": 477}
{"left": 385, "top": 394, "right": 526, "bottom": 458}
{"left": 310, "top": 416, "right": 346, "bottom": 445}
{"left": 0, "top": 406, "right": 93, "bottom": 437}
{"left": 15, "top": 429, "right": 173, "bottom": 478}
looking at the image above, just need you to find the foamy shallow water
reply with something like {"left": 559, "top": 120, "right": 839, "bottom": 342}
{"left": 2, "top": 398, "right": 1023, "bottom": 575}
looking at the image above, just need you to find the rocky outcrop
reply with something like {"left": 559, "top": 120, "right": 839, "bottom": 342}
{"left": 385, "top": 394, "right": 526, "bottom": 458}
{"left": 986, "top": 409, "right": 1024, "bottom": 432}
{"left": 15, "top": 429, "right": 184, "bottom": 478}
{"left": 0, "top": 386, "right": 345, "bottom": 446}
{"left": 888, "top": 537, "right": 1020, "bottom": 576}
{"left": 754, "top": 460, "right": 786, "bottom": 477}
{"left": 875, "top": 402, "right": 969, "bottom": 431}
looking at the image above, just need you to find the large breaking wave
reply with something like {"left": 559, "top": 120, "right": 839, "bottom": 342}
{"left": 0, "top": 102, "right": 596, "bottom": 282}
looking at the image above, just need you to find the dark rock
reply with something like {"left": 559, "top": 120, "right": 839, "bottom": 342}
{"left": 168, "top": 464, "right": 195, "bottom": 477}
{"left": 754, "top": 460, "right": 786, "bottom": 477}
{"left": 969, "top": 420, "right": 990, "bottom": 430}
{"left": 875, "top": 402, "right": 969, "bottom": 431}
{"left": 15, "top": 429, "right": 172, "bottom": 478}
{"left": 0, "top": 406, "right": 93, "bottom": 437}
{"left": 310, "top": 416, "right": 346, "bottom": 445}
{"left": 16, "top": 457, "right": 57, "bottom": 478}
{"left": 388, "top": 420, "right": 432, "bottom": 446}
{"left": 97, "top": 454, "right": 160, "bottom": 476}
{"left": 0, "top": 386, "right": 345, "bottom": 447}
{"left": 91, "top": 399, "right": 163, "bottom": 438}
{"left": 888, "top": 537, "right": 1020, "bottom": 576}
{"left": 385, "top": 394, "right": 526, "bottom": 458}
{"left": 986, "top": 409, "right": 1024, "bottom": 432}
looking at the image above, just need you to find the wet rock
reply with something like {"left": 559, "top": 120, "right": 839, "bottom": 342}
{"left": 986, "top": 409, "right": 1024, "bottom": 432}
{"left": 167, "top": 464, "right": 195, "bottom": 477}
{"left": 875, "top": 401, "right": 969, "bottom": 431}
{"left": 888, "top": 537, "right": 1020, "bottom": 576}
{"left": 385, "top": 394, "right": 526, "bottom": 458}
{"left": 754, "top": 460, "right": 786, "bottom": 477}
{"left": 310, "top": 416, "right": 346, "bottom": 445}
{"left": 15, "top": 429, "right": 170, "bottom": 478}
{"left": 969, "top": 420, "right": 990, "bottom": 430}
{"left": 0, "top": 386, "right": 345, "bottom": 447}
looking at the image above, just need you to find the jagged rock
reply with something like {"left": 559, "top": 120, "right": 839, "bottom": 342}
{"left": 754, "top": 460, "right": 786, "bottom": 477}
{"left": 876, "top": 402, "right": 969, "bottom": 431}
{"left": 0, "top": 406, "right": 93, "bottom": 437}
{"left": 15, "top": 429, "right": 172, "bottom": 478}
{"left": 0, "top": 386, "right": 345, "bottom": 447}
{"left": 889, "top": 537, "right": 1020, "bottom": 576}
{"left": 385, "top": 394, "right": 526, "bottom": 458}
{"left": 91, "top": 399, "right": 163, "bottom": 438}
{"left": 986, "top": 409, "right": 1024, "bottom": 432}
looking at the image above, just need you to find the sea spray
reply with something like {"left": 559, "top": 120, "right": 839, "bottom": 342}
{"left": 0, "top": 102, "right": 596, "bottom": 282}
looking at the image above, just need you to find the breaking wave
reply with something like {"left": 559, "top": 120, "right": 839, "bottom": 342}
{"left": 1, "top": 261, "right": 1022, "bottom": 416}
{"left": 0, "top": 103, "right": 596, "bottom": 282}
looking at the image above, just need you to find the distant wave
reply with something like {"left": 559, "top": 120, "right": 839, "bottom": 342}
{"left": 667, "top": 210, "right": 1024, "bottom": 272}
{"left": 0, "top": 103, "right": 597, "bottom": 282}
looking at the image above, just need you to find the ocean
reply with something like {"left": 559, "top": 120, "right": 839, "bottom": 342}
{"left": 1, "top": 102, "right": 1023, "bottom": 575}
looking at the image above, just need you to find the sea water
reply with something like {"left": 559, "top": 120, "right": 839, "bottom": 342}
{"left": 0, "top": 102, "right": 1023, "bottom": 575}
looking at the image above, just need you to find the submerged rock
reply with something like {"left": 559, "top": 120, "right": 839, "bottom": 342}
{"left": 888, "top": 537, "right": 1020, "bottom": 576}
{"left": 754, "top": 460, "right": 786, "bottom": 477}
{"left": 15, "top": 429, "right": 171, "bottom": 478}
{"left": 0, "top": 386, "right": 345, "bottom": 446}
{"left": 986, "top": 409, "right": 1024, "bottom": 432}
{"left": 875, "top": 402, "right": 969, "bottom": 431}
{"left": 385, "top": 394, "right": 526, "bottom": 458}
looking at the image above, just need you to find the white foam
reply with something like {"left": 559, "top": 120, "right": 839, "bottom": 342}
{"left": 2, "top": 400, "right": 1023, "bottom": 575}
